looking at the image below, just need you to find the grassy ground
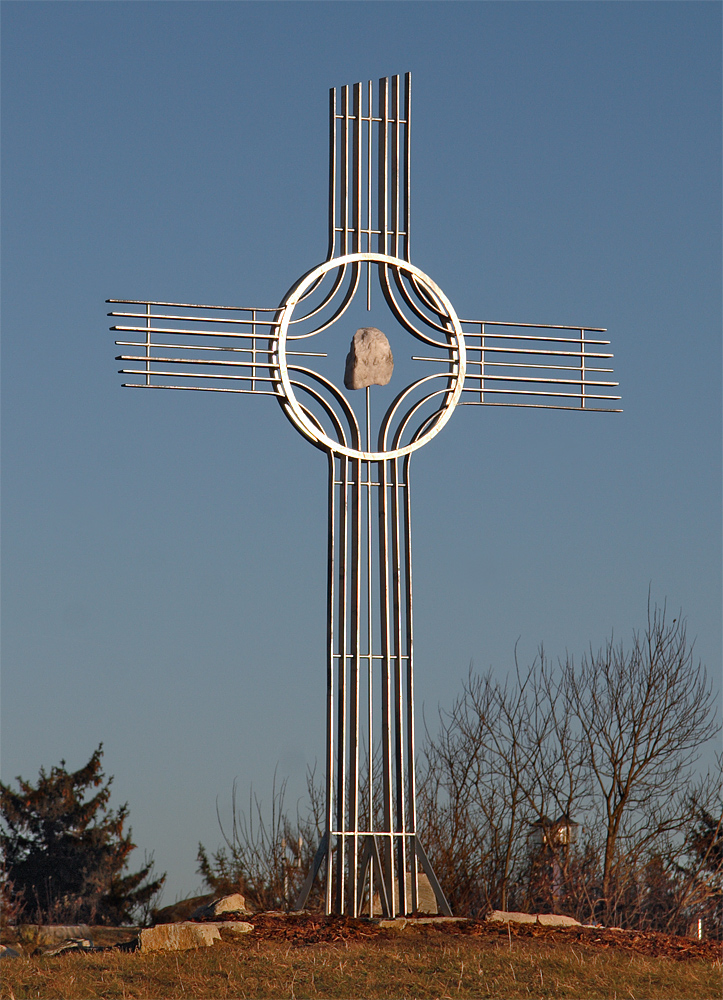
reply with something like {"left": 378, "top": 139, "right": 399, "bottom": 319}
{"left": 2, "top": 927, "right": 720, "bottom": 1000}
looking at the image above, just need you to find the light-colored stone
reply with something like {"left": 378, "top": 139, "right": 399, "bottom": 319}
{"left": 486, "top": 910, "right": 581, "bottom": 928}
{"left": 18, "top": 924, "right": 92, "bottom": 947}
{"left": 140, "top": 921, "right": 221, "bottom": 952}
{"left": 407, "top": 873, "right": 438, "bottom": 914}
{"left": 190, "top": 892, "right": 250, "bottom": 920}
{"left": 344, "top": 327, "right": 394, "bottom": 390}
{"left": 218, "top": 921, "right": 254, "bottom": 937}
{"left": 373, "top": 873, "right": 440, "bottom": 916}
{"left": 43, "top": 938, "right": 94, "bottom": 957}
{"left": 153, "top": 893, "right": 215, "bottom": 924}
{"left": 377, "top": 918, "right": 408, "bottom": 930}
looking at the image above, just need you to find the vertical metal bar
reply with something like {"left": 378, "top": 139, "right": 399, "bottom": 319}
{"left": 328, "top": 87, "right": 337, "bottom": 261}
{"left": 391, "top": 76, "right": 400, "bottom": 261}
{"left": 403, "top": 453, "right": 418, "bottom": 914}
{"left": 378, "top": 77, "right": 388, "bottom": 257}
{"left": 341, "top": 85, "right": 350, "bottom": 257}
{"left": 325, "top": 453, "right": 337, "bottom": 915}
{"left": 403, "top": 72, "right": 411, "bottom": 262}
{"left": 347, "top": 458, "right": 361, "bottom": 914}
{"left": 367, "top": 79, "right": 373, "bottom": 309}
{"left": 335, "top": 456, "right": 350, "bottom": 913}
{"left": 377, "top": 457, "right": 395, "bottom": 913}
{"left": 480, "top": 324, "right": 485, "bottom": 404}
{"left": 251, "top": 309, "right": 256, "bottom": 394}
{"left": 145, "top": 303, "right": 151, "bottom": 386}
{"left": 353, "top": 83, "right": 362, "bottom": 256}
{"left": 581, "top": 329, "right": 586, "bottom": 409}
{"left": 391, "top": 455, "right": 407, "bottom": 911}
{"left": 366, "top": 387, "right": 374, "bottom": 914}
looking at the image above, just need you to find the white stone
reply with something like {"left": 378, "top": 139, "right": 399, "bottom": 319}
{"left": 190, "top": 892, "right": 249, "bottom": 920}
{"left": 407, "top": 873, "right": 439, "bottom": 914}
{"left": 486, "top": 910, "right": 581, "bottom": 927}
{"left": 140, "top": 921, "right": 221, "bottom": 952}
{"left": 344, "top": 328, "right": 394, "bottom": 389}
{"left": 220, "top": 921, "right": 254, "bottom": 936}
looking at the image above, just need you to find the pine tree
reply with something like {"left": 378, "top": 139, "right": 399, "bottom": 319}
{"left": 0, "top": 745, "right": 164, "bottom": 925}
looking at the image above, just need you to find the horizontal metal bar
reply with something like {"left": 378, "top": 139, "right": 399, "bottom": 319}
{"left": 330, "top": 831, "right": 416, "bottom": 838}
{"left": 460, "top": 320, "right": 607, "bottom": 333}
{"left": 461, "top": 400, "right": 622, "bottom": 412}
{"left": 122, "top": 383, "right": 279, "bottom": 396}
{"left": 110, "top": 312, "right": 269, "bottom": 326}
{"left": 118, "top": 356, "right": 280, "bottom": 370}
{"left": 472, "top": 361, "right": 615, "bottom": 374}
{"left": 120, "top": 369, "right": 278, "bottom": 382}
{"left": 334, "top": 115, "right": 408, "bottom": 124}
{"left": 334, "top": 654, "right": 410, "bottom": 660}
{"left": 461, "top": 386, "right": 621, "bottom": 400}
{"left": 463, "top": 373, "right": 619, "bottom": 387}
{"left": 111, "top": 324, "right": 276, "bottom": 336}
{"left": 415, "top": 346, "right": 613, "bottom": 359}
{"left": 107, "top": 299, "right": 278, "bottom": 312}
{"left": 115, "top": 341, "right": 322, "bottom": 357}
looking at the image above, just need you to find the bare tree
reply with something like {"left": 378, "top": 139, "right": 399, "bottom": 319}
{"left": 561, "top": 600, "right": 719, "bottom": 924}
{"left": 197, "top": 765, "right": 325, "bottom": 911}
{"left": 419, "top": 656, "right": 589, "bottom": 915}
{"left": 419, "top": 599, "right": 720, "bottom": 928}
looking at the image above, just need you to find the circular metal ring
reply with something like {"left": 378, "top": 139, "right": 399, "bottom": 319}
{"left": 277, "top": 253, "right": 466, "bottom": 461}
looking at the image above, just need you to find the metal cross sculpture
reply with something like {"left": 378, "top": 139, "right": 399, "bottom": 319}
{"left": 109, "top": 74, "right": 620, "bottom": 918}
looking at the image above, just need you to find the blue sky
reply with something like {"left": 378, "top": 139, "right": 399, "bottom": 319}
{"left": 2, "top": 2, "right": 720, "bottom": 904}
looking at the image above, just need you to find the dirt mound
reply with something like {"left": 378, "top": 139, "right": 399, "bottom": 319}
{"left": 238, "top": 912, "right": 721, "bottom": 963}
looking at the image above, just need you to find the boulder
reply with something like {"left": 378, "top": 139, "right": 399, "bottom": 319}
{"left": 487, "top": 910, "right": 581, "bottom": 927}
{"left": 372, "top": 873, "right": 439, "bottom": 916}
{"left": 18, "top": 924, "right": 92, "bottom": 948}
{"left": 190, "top": 893, "right": 250, "bottom": 920}
{"left": 218, "top": 921, "right": 254, "bottom": 938}
{"left": 152, "top": 894, "right": 215, "bottom": 924}
{"left": 140, "top": 922, "right": 221, "bottom": 952}
{"left": 43, "top": 938, "right": 94, "bottom": 957}
{"left": 408, "top": 874, "right": 439, "bottom": 915}
{"left": 344, "top": 328, "right": 394, "bottom": 389}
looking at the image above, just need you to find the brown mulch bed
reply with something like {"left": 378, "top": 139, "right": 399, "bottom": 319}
{"left": 231, "top": 911, "right": 722, "bottom": 963}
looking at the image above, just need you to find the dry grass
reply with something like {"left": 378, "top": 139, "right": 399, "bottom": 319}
{"left": 2, "top": 928, "right": 720, "bottom": 1000}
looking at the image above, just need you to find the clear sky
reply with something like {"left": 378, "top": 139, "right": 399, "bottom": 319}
{"left": 2, "top": 2, "right": 720, "bottom": 905}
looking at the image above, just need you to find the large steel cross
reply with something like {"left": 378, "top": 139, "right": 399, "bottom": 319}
{"left": 110, "top": 73, "right": 620, "bottom": 918}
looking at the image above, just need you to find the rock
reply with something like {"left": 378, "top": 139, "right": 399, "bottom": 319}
{"left": 218, "top": 921, "right": 254, "bottom": 937}
{"left": 486, "top": 910, "right": 581, "bottom": 928}
{"left": 0, "top": 945, "right": 20, "bottom": 960}
{"left": 18, "top": 924, "right": 92, "bottom": 948}
{"left": 140, "top": 921, "right": 221, "bottom": 952}
{"left": 377, "top": 918, "right": 408, "bottom": 930}
{"left": 408, "top": 873, "right": 439, "bottom": 915}
{"left": 344, "top": 327, "right": 394, "bottom": 389}
{"left": 372, "top": 873, "right": 439, "bottom": 916}
{"left": 152, "top": 894, "right": 216, "bottom": 924}
{"left": 191, "top": 892, "right": 250, "bottom": 920}
{"left": 535, "top": 913, "right": 581, "bottom": 927}
{"left": 43, "top": 938, "right": 94, "bottom": 957}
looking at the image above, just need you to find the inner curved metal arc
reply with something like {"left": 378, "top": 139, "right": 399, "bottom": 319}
{"left": 377, "top": 264, "right": 454, "bottom": 349}
{"left": 389, "top": 386, "right": 459, "bottom": 453}
{"left": 288, "top": 380, "right": 352, "bottom": 452}
{"left": 378, "top": 372, "right": 460, "bottom": 453}
{"left": 288, "top": 262, "right": 348, "bottom": 325}
{"left": 285, "top": 365, "right": 362, "bottom": 450}
{"left": 408, "top": 272, "right": 446, "bottom": 314}
{"left": 390, "top": 266, "right": 457, "bottom": 343}
{"left": 273, "top": 261, "right": 348, "bottom": 332}
{"left": 286, "top": 263, "right": 361, "bottom": 340}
